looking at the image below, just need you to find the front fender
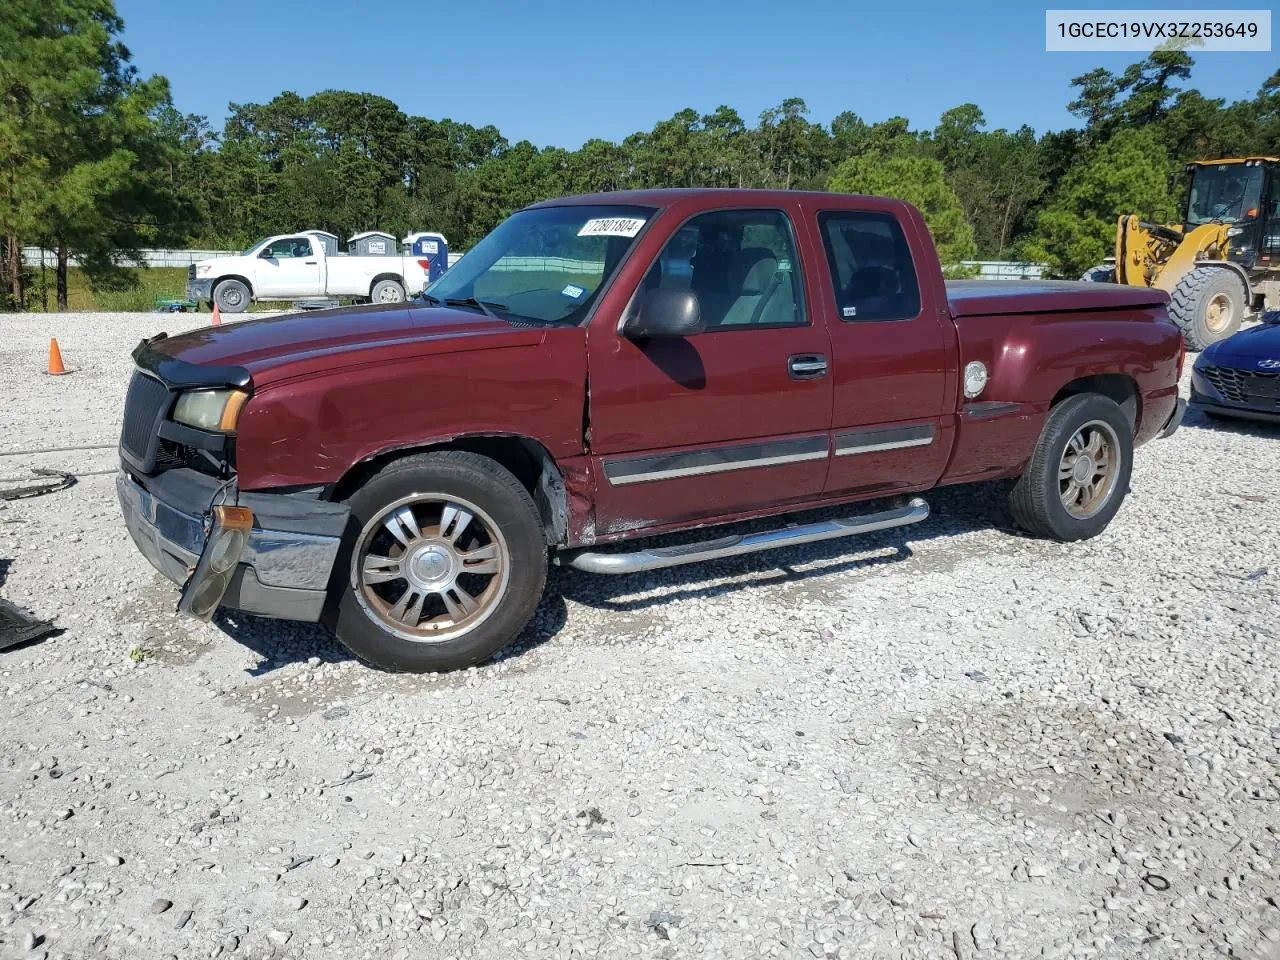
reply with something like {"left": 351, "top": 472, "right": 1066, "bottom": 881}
{"left": 233, "top": 330, "right": 588, "bottom": 490}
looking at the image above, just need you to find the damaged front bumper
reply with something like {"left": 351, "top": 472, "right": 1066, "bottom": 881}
{"left": 117, "top": 467, "right": 349, "bottom": 622}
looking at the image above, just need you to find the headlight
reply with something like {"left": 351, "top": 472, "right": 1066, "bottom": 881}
{"left": 173, "top": 389, "right": 249, "bottom": 433}
{"left": 196, "top": 264, "right": 212, "bottom": 276}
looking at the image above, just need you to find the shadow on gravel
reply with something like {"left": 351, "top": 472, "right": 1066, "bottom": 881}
{"left": 206, "top": 481, "right": 1020, "bottom": 672}
{"left": 557, "top": 480, "right": 1023, "bottom": 614}
{"left": 213, "top": 613, "right": 349, "bottom": 675}
{"left": 1180, "top": 403, "right": 1280, "bottom": 439}
{"left": 212, "top": 592, "right": 571, "bottom": 675}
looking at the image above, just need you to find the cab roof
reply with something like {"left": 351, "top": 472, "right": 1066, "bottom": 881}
{"left": 525, "top": 187, "right": 914, "bottom": 213}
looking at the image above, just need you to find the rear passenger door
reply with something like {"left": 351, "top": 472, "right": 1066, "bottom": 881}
{"left": 811, "top": 204, "right": 957, "bottom": 497}
{"left": 586, "top": 205, "right": 834, "bottom": 535}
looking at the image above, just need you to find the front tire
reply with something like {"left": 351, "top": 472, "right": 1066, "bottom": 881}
{"left": 1009, "top": 394, "right": 1134, "bottom": 541}
{"left": 1168, "top": 267, "right": 1246, "bottom": 351}
{"left": 325, "top": 452, "right": 548, "bottom": 672}
{"left": 213, "top": 279, "right": 250, "bottom": 314}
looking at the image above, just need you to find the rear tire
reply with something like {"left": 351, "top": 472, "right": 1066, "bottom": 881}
{"left": 325, "top": 451, "right": 547, "bottom": 672}
{"left": 213, "top": 279, "right": 250, "bottom": 314}
{"left": 1009, "top": 394, "right": 1134, "bottom": 542}
{"left": 370, "top": 278, "right": 406, "bottom": 304}
{"left": 1080, "top": 263, "right": 1115, "bottom": 283}
{"left": 1168, "top": 267, "right": 1246, "bottom": 351}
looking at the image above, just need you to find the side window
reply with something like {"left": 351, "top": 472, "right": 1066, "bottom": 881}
{"left": 262, "top": 237, "right": 312, "bottom": 259}
{"left": 818, "top": 212, "right": 921, "bottom": 322}
{"left": 640, "top": 209, "right": 805, "bottom": 329}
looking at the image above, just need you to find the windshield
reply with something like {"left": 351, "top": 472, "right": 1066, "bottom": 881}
{"left": 424, "top": 204, "right": 656, "bottom": 325}
{"left": 241, "top": 236, "right": 270, "bottom": 255}
{"left": 1186, "top": 165, "right": 1264, "bottom": 225}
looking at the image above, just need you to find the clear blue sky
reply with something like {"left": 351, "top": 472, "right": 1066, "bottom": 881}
{"left": 116, "top": 0, "right": 1274, "bottom": 147}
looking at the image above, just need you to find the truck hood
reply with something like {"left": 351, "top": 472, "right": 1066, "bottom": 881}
{"left": 151, "top": 303, "right": 545, "bottom": 385}
{"left": 1204, "top": 320, "right": 1280, "bottom": 365}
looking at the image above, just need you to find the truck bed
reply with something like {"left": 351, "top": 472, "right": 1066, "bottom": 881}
{"left": 946, "top": 279, "right": 1169, "bottom": 318}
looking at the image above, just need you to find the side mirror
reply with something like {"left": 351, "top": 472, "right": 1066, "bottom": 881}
{"left": 258, "top": 250, "right": 274, "bottom": 259}
{"left": 621, "top": 288, "right": 704, "bottom": 338}
{"left": 1166, "top": 174, "right": 1176, "bottom": 193}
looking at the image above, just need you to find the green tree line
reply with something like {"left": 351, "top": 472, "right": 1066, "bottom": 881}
{"left": 3, "top": 0, "right": 1279, "bottom": 309}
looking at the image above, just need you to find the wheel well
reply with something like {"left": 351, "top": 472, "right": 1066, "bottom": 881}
{"left": 213, "top": 275, "right": 254, "bottom": 296}
{"left": 1192, "top": 260, "right": 1252, "bottom": 299}
{"left": 369, "top": 273, "right": 405, "bottom": 296}
{"left": 330, "top": 435, "right": 567, "bottom": 545}
{"left": 1051, "top": 374, "right": 1140, "bottom": 429}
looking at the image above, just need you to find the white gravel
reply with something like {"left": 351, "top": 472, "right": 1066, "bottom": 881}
{"left": 2, "top": 311, "right": 1279, "bottom": 960}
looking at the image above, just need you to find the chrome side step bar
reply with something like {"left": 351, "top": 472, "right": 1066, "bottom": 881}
{"left": 563, "top": 497, "right": 929, "bottom": 575}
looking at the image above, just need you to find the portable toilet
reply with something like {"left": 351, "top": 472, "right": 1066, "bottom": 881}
{"left": 304, "top": 230, "right": 339, "bottom": 256}
{"left": 347, "top": 230, "right": 397, "bottom": 256}
{"left": 404, "top": 231, "right": 449, "bottom": 283}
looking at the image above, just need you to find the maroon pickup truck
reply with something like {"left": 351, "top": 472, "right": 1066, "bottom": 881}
{"left": 117, "top": 189, "right": 1185, "bottom": 671}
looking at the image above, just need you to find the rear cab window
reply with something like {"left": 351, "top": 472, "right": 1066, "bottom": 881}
{"left": 817, "top": 211, "right": 921, "bottom": 322}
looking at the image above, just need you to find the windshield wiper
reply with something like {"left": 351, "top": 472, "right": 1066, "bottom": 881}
{"left": 445, "top": 297, "right": 508, "bottom": 319}
{"left": 419, "top": 293, "right": 441, "bottom": 305}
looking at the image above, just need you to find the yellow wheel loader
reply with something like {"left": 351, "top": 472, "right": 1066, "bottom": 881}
{"left": 1081, "top": 158, "right": 1280, "bottom": 350}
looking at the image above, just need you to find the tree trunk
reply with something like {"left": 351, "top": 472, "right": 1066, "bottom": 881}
{"left": 56, "top": 243, "right": 69, "bottom": 311}
{"left": 5, "top": 235, "right": 22, "bottom": 310}
{"left": 0, "top": 237, "right": 9, "bottom": 309}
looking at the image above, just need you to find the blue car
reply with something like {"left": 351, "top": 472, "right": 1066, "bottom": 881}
{"left": 1191, "top": 312, "right": 1280, "bottom": 423}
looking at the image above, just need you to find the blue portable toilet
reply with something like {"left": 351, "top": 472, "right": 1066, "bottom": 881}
{"left": 404, "top": 232, "right": 449, "bottom": 283}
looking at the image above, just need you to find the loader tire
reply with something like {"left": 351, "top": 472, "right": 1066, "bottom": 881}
{"left": 1168, "top": 267, "right": 1245, "bottom": 351}
{"left": 1080, "top": 263, "right": 1115, "bottom": 283}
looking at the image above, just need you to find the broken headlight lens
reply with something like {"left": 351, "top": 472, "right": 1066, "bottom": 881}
{"left": 173, "top": 389, "right": 249, "bottom": 433}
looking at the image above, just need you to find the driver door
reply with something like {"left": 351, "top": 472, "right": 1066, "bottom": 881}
{"left": 586, "top": 204, "right": 834, "bottom": 536}
{"left": 256, "top": 236, "right": 323, "bottom": 298}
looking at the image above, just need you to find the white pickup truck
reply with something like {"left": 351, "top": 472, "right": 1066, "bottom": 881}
{"left": 187, "top": 232, "right": 431, "bottom": 313}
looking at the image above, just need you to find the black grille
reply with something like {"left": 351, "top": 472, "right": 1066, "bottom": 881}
{"left": 1201, "top": 365, "right": 1280, "bottom": 409}
{"left": 120, "top": 371, "right": 171, "bottom": 466}
{"left": 187, "top": 264, "right": 196, "bottom": 282}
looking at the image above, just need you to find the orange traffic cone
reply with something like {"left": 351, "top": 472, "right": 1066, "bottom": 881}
{"left": 211, "top": 302, "right": 222, "bottom": 326}
{"left": 47, "top": 338, "right": 67, "bottom": 376}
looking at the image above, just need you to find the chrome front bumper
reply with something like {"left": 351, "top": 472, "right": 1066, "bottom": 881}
{"left": 116, "top": 470, "right": 347, "bottom": 622}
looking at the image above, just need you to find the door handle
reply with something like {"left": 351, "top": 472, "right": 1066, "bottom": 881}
{"left": 304, "top": 260, "right": 317, "bottom": 265}
{"left": 788, "top": 354, "right": 828, "bottom": 379}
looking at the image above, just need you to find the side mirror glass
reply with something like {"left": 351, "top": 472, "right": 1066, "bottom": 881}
{"left": 258, "top": 250, "right": 274, "bottom": 259}
{"left": 1166, "top": 174, "right": 1176, "bottom": 193}
{"left": 622, "top": 288, "right": 704, "bottom": 339}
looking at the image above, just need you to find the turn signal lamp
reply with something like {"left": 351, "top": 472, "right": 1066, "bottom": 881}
{"left": 178, "top": 505, "right": 254, "bottom": 621}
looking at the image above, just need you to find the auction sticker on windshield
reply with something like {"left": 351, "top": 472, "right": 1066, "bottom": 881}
{"left": 578, "top": 217, "right": 646, "bottom": 238}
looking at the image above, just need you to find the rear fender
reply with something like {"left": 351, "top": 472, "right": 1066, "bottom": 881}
{"left": 940, "top": 306, "right": 1181, "bottom": 484}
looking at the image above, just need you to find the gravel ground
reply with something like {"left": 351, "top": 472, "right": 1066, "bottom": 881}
{"left": 1, "top": 311, "right": 1279, "bottom": 960}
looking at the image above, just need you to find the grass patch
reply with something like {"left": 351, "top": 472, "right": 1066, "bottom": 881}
{"left": 20, "top": 267, "right": 189, "bottom": 312}
{"left": 20, "top": 266, "right": 286, "bottom": 313}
